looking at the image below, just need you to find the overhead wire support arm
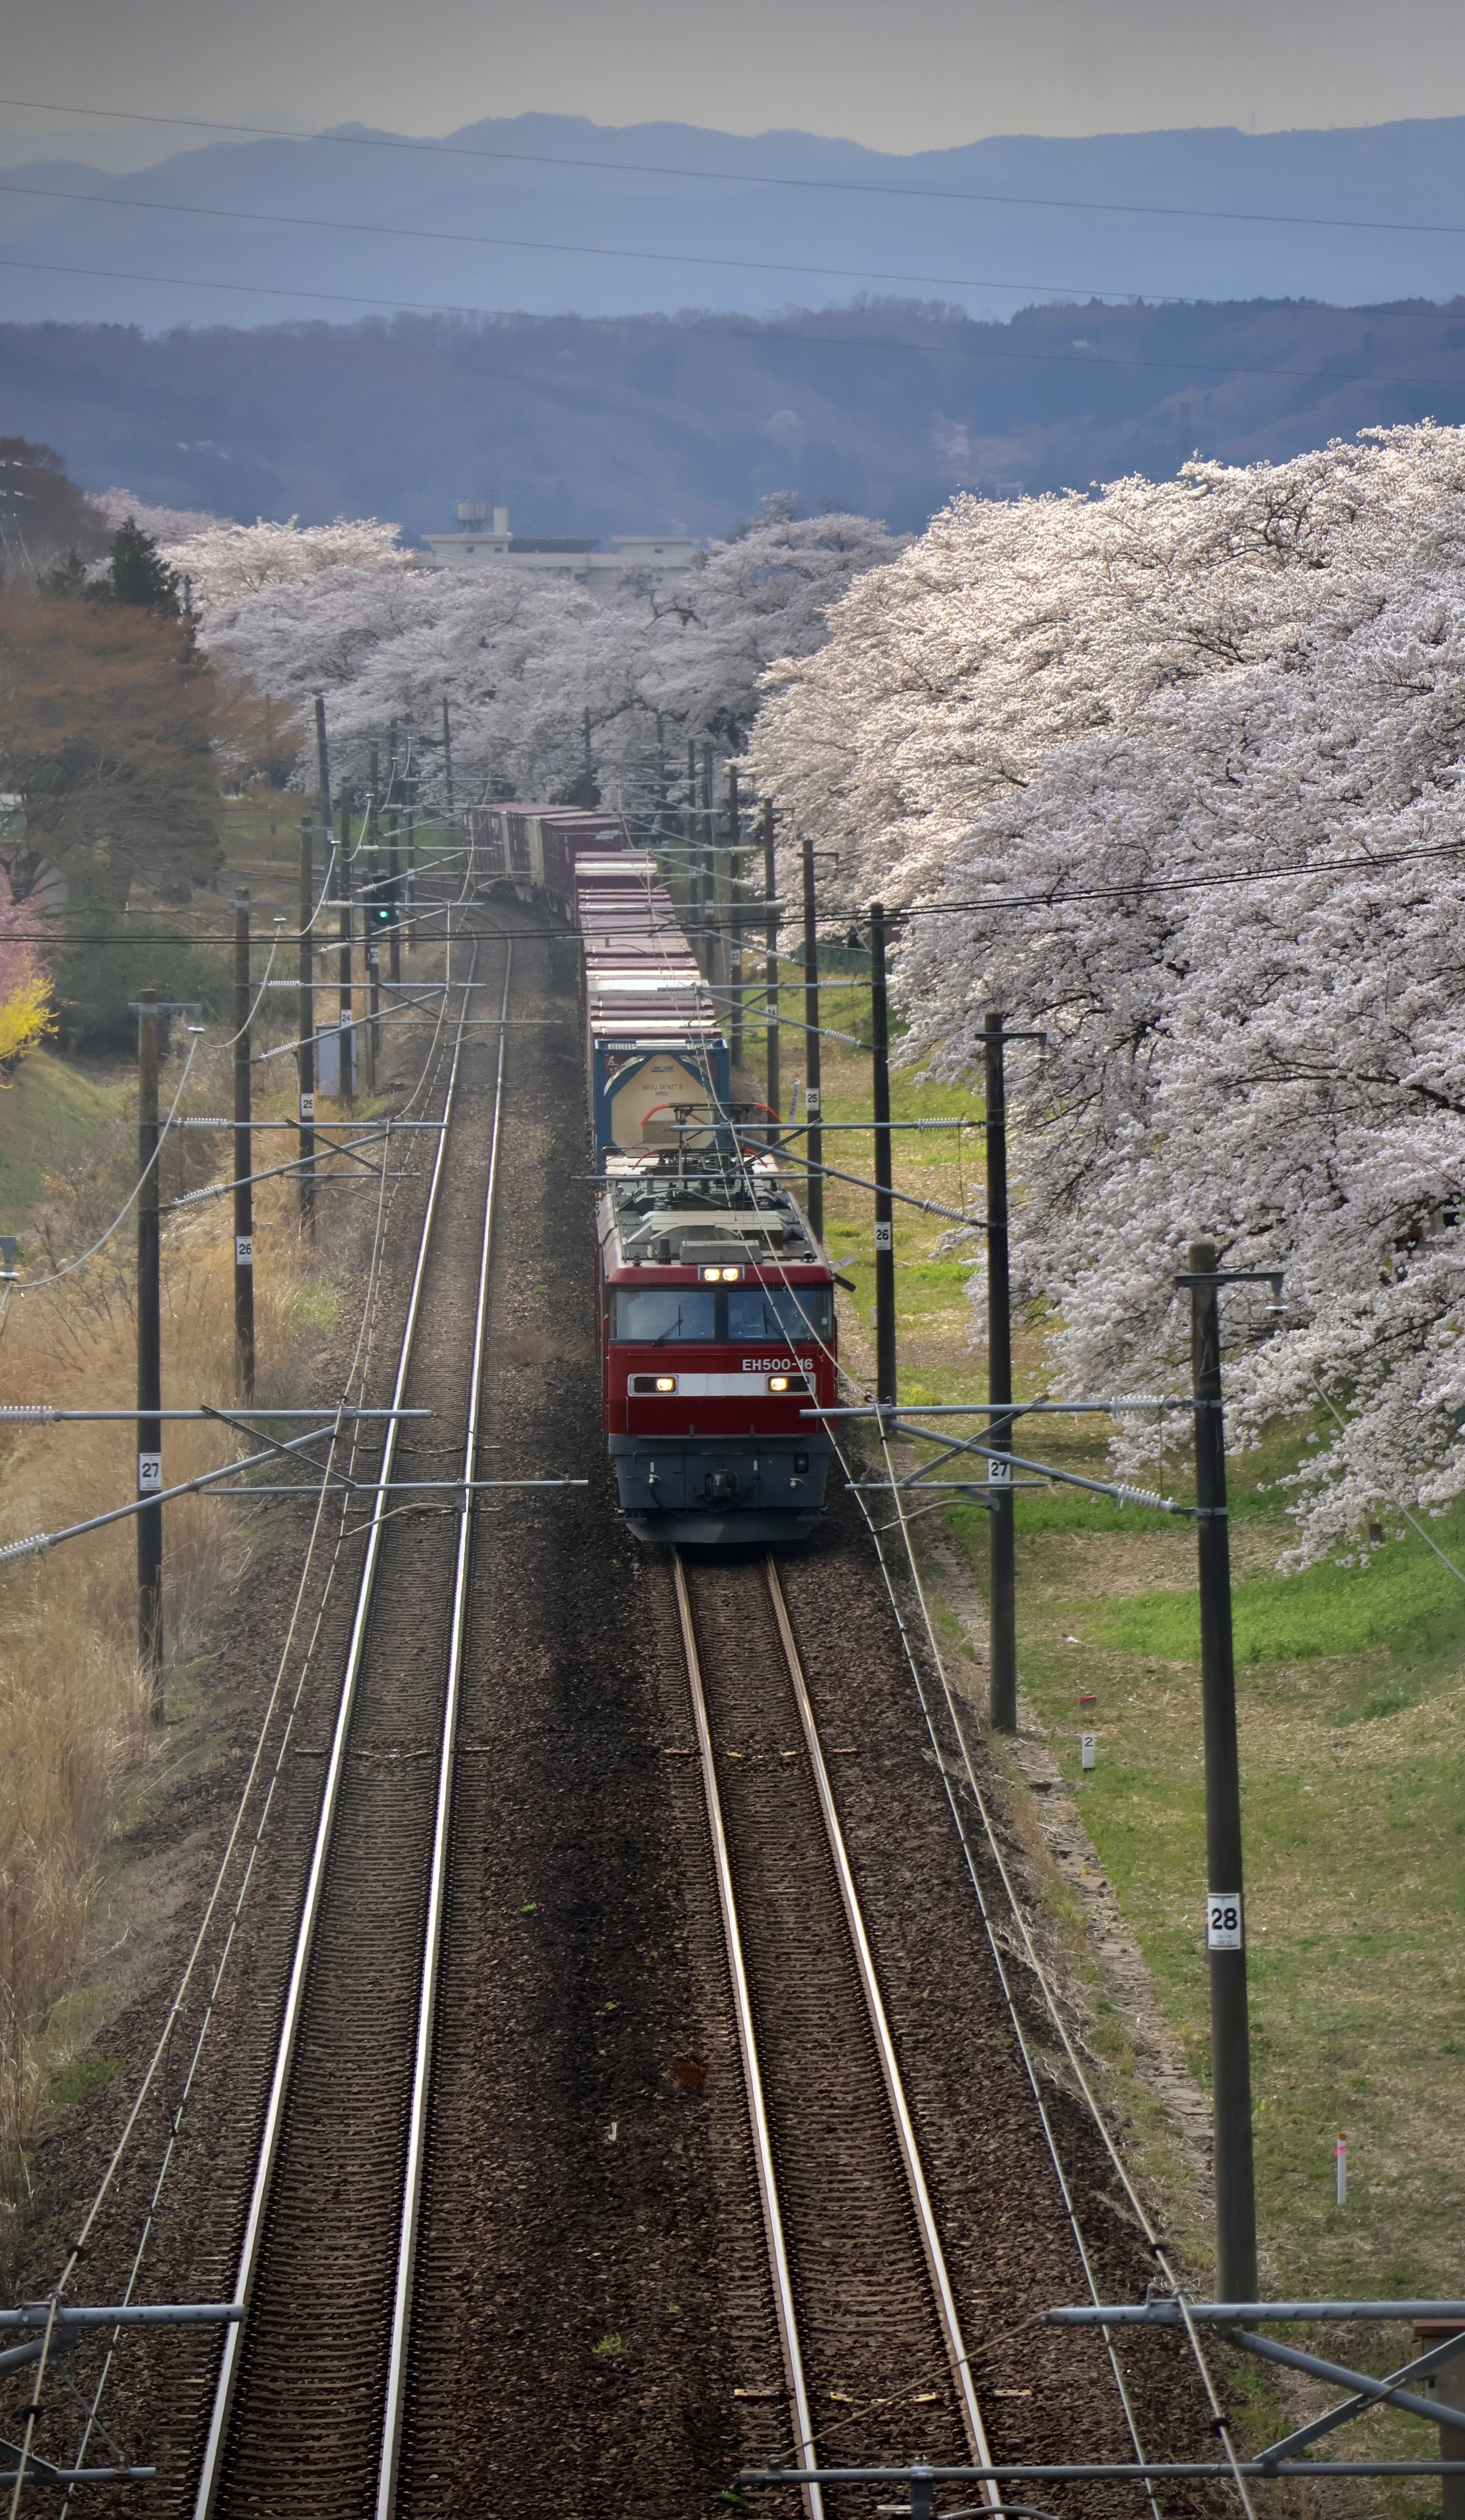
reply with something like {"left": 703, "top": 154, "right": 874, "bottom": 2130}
{"left": 805, "top": 1406, "right": 1195, "bottom": 1515}
{"left": 0, "top": 1420, "right": 360, "bottom": 1567}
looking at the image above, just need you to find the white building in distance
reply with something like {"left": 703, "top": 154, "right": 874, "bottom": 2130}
{"left": 422, "top": 504, "right": 698, "bottom": 588}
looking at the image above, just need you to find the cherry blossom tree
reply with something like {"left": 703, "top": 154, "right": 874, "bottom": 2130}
{"left": 200, "top": 498, "right": 900, "bottom": 812}
{"left": 158, "top": 514, "right": 409, "bottom": 619}
{"left": 793, "top": 424, "right": 1465, "bottom": 1556}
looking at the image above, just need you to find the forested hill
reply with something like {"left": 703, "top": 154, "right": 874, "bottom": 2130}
{"left": 7, "top": 294, "right": 1465, "bottom": 542}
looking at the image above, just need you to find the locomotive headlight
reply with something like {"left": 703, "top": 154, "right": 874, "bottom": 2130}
{"left": 655, "top": 1375, "right": 677, "bottom": 1393}
{"left": 701, "top": 1264, "right": 742, "bottom": 1282}
{"left": 768, "top": 1374, "right": 790, "bottom": 1392}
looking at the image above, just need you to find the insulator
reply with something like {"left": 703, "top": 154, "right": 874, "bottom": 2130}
{"left": 0, "top": 1532, "right": 48, "bottom": 1564}
{"left": 174, "top": 1117, "right": 231, "bottom": 1129}
{"left": 0, "top": 1404, "right": 57, "bottom": 1422}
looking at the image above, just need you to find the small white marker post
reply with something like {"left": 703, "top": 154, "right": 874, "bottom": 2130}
{"left": 1080, "top": 1731, "right": 1096, "bottom": 1771}
{"left": 1336, "top": 2134, "right": 1348, "bottom": 2206}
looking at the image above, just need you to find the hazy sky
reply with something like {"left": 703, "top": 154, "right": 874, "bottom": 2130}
{"left": 7, "top": 0, "right": 1465, "bottom": 155}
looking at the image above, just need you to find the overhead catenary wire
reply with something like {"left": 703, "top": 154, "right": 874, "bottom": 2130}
{"left": 670, "top": 915, "right": 1237, "bottom": 2507}
{"left": 864, "top": 1417, "right": 1257, "bottom": 2517}
{"left": 669, "top": 995, "right": 1172, "bottom": 2507}
{"left": 41, "top": 933, "right": 489, "bottom": 2510}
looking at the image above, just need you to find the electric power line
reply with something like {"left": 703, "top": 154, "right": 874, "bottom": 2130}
{"left": 908, "top": 833, "right": 1465, "bottom": 917}
{"left": 3, "top": 251, "right": 1463, "bottom": 395}
{"left": 14, "top": 174, "right": 1465, "bottom": 317}
{"left": 7, "top": 92, "right": 1465, "bottom": 245}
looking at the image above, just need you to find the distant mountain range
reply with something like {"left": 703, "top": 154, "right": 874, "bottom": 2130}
{"left": 3, "top": 109, "right": 1465, "bottom": 332}
{"left": 6, "top": 294, "right": 1465, "bottom": 545}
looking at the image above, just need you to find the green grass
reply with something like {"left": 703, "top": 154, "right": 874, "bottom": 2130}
{"left": 48, "top": 2051, "right": 121, "bottom": 2109}
{"left": 1094, "top": 1501, "right": 1465, "bottom": 1670}
{"left": 0, "top": 1048, "right": 127, "bottom": 1234}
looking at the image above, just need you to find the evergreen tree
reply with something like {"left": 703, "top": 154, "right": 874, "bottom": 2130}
{"left": 105, "top": 517, "right": 180, "bottom": 614}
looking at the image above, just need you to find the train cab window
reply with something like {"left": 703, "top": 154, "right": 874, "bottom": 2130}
{"left": 613, "top": 1287, "right": 717, "bottom": 1342}
{"left": 726, "top": 1285, "right": 832, "bottom": 1345}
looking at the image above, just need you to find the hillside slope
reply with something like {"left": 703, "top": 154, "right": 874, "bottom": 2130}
{"left": 7, "top": 296, "right": 1465, "bottom": 541}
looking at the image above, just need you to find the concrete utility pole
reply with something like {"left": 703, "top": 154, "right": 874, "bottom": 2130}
{"left": 232, "top": 893, "right": 255, "bottom": 1399}
{"left": 136, "top": 989, "right": 163, "bottom": 1688}
{"left": 698, "top": 739, "right": 717, "bottom": 987}
{"left": 761, "top": 799, "right": 780, "bottom": 1124}
{"left": 336, "top": 785, "right": 355, "bottom": 1102}
{"left": 443, "top": 698, "right": 455, "bottom": 815}
{"left": 313, "top": 690, "right": 330, "bottom": 817}
{"left": 801, "top": 837, "right": 823, "bottom": 1244}
{"left": 386, "top": 800, "right": 402, "bottom": 988}
{"left": 405, "top": 768, "right": 418, "bottom": 950}
{"left": 297, "top": 818, "right": 316, "bottom": 1240}
{"left": 1185, "top": 1236, "right": 1259, "bottom": 2304}
{"left": 984, "top": 1012, "right": 1017, "bottom": 1733}
{"left": 869, "top": 902, "right": 896, "bottom": 1405}
{"left": 727, "top": 761, "right": 743, "bottom": 1072}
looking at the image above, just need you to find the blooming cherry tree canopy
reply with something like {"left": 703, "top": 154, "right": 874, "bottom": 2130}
{"left": 765, "top": 425, "right": 1465, "bottom": 1556}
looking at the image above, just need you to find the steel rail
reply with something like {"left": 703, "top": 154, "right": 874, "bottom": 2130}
{"left": 763, "top": 1557, "right": 995, "bottom": 2490}
{"left": 670, "top": 1550, "right": 823, "bottom": 2520}
{"left": 374, "top": 945, "right": 512, "bottom": 2515}
{"left": 191, "top": 948, "right": 488, "bottom": 2520}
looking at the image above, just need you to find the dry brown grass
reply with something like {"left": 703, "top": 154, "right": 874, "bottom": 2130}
{"left": 0, "top": 1041, "right": 316, "bottom": 2179}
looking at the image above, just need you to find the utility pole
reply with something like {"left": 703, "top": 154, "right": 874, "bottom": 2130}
{"left": 405, "top": 768, "right": 418, "bottom": 950}
{"left": 727, "top": 762, "right": 743, "bottom": 1073}
{"left": 386, "top": 799, "right": 402, "bottom": 987}
{"left": 313, "top": 690, "right": 330, "bottom": 815}
{"left": 870, "top": 902, "right": 897, "bottom": 1406}
{"left": 1185, "top": 1235, "right": 1259, "bottom": 2304}
{"left": 801, "top": 836, "right": 824, "bottom": 1244}
{"left": 761, "top": 799, "right": 780, "bottom": 1124}
{"left": 232, "top": 894, "right": 255, "bottom": 1400}
{"left": 298, "top": 817, "right": 316, "bottom": 1240}
{"left": 985, "top": 1012, "right": 1017, "bottom": 1733}
{"left": 136, "top": 990, "right": 163, "bottom": 1691}
{"left": 700, "top": 739, "right": 717, "bottom": 990}
{"left": 337, "top": 784, "right": 355, "bottom": 1102}
{"left": 366, "top": 744, "right": 382, "bottom": 1077}
{"left": 684, "top": 740, "right": 697, "bottom": 955}
{"left": 443, "top": 697, "right": 455, "bottom": 816}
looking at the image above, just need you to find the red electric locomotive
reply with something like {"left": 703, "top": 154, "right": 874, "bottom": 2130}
{"left": 596, "top": 1145, "right": 838, "bottom": 1543}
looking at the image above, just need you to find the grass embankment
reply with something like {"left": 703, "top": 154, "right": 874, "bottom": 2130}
{"left": 0, "top": 1052, "right": 126, "bottom": 1232}
{"left": 740, "top": 978, "right": 1464, "bottom": 2509}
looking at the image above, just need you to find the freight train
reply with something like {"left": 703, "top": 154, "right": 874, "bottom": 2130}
{"left": 466, "top": 805, "right": 839, "bottom": 1543}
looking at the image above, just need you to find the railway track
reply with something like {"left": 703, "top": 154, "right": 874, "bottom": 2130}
{"left": 672, "top": 1549, "right": 998, "bottom": 2519}
{"left": 191, "top": 932, "right": 513, "bottom": 2520}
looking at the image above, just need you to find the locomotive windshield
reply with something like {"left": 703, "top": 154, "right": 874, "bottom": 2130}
{"left": 612, "top": 1284, "right": 832, "bottom": 1343}
{"left": 613, "top": 1288, "right": 717, "bottom": 1342}
{"left": 727, "top": 1286, "right": 832, "bottom": 1344}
